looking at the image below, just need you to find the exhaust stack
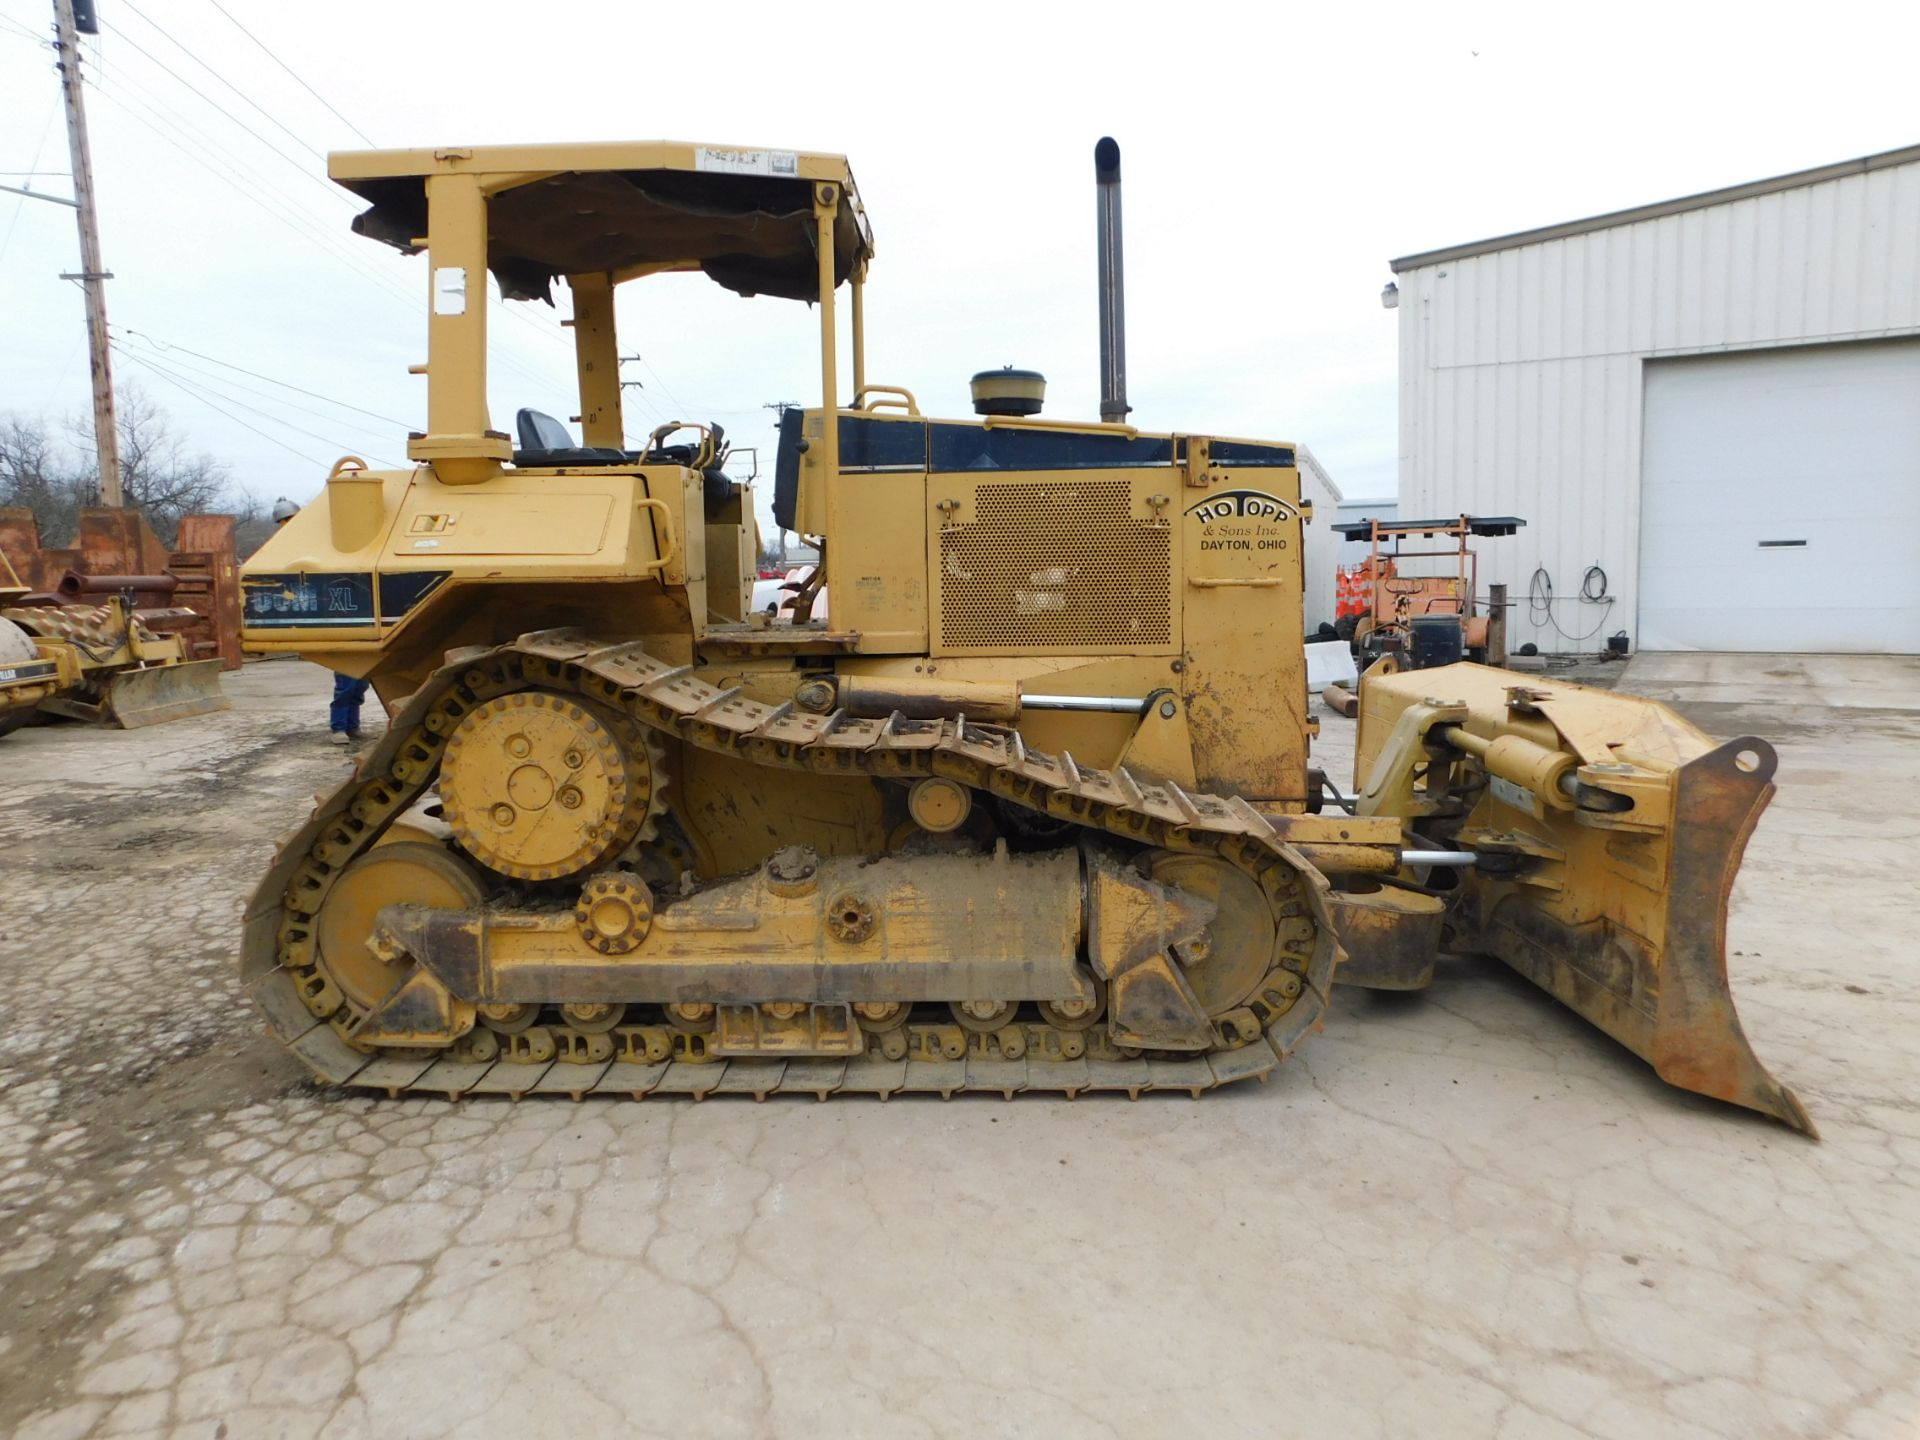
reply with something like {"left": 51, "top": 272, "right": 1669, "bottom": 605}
{"left": 1095, "top": 137, "right": 1129, "bottom": 424}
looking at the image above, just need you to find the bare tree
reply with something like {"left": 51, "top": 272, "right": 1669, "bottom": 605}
{"left": 0, "top": 386, "right": 247, "bottom": 548}
{"left": 229, "top": 492, "right": 279, "bottom": 559}
{"left": 65, "top": 386, "right": 232, "bottom": 544}
{"left": 0, "top": 415, "right": 86, "bottom": 543}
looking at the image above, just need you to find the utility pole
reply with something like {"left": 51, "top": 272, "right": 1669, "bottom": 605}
{"left": 53, "top": 0, "right": 121, "bottom": 506}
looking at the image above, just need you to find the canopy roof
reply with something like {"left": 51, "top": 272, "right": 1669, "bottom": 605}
{"left": 329, "top": 141, "right": 874, "bottom": 304}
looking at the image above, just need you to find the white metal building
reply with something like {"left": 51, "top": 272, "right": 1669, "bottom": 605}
{"left": 1390, "top": 143, "right": 1920, "bottom": 654}
{"left": 1334, "top": 497, "right": 1399, "bottom": 564}
{"left": 1296, "top": 444, "right": 1344, "bottom": 634}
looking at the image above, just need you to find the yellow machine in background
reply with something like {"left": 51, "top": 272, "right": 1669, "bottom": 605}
{"left": 237, "top": 138, "right": 1808, "bottom": 1131}
{"left": 0, "top": 552, "right": 228, "bottom": 736}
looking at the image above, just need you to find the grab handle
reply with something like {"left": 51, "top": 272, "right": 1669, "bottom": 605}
{"left": 634, "top": 497, "right": 678, "bottom": 572}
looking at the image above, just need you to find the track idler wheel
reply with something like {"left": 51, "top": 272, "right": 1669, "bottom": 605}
{"left": 1149, "top": 853, "right": 1280, "bottom": 1017}
{"left": 315, "top": 842, "right": 485, "bottom": 1017}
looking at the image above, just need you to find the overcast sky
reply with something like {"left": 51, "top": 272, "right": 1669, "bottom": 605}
{"left": 2, "top": 0, "right": 1916, "bottom": 522}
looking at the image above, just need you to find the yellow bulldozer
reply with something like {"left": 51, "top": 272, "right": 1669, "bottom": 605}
{"left": 238, "top": 138, "right": 1809, "bottom": 1132}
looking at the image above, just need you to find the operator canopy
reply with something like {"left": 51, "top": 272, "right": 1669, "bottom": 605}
{"left": 330, "top": 141, "right": 874, "bottom": 304}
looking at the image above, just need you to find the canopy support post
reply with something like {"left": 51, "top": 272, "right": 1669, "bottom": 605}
{"left": 411, "top": 171, "right": 510, "bottom": 483}
{"left": 811, "top": 185, "right": 841, "bottom": 588}
{"left": 567, "top": 271, "right": 624, "bottom": 450}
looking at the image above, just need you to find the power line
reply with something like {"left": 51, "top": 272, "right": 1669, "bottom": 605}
{"left": 74, "top": 22, "right": 593, "bottom": 424}
{"left": 145, "top": 357, "right": 401, "bottom": 444}
{"left": 87, "top": 14, "right": 642, "bottom": 402}
{"left": 0, "top": 94, "right": 62, "bottom": 268}
{"left": 85, "top": 74, "right": 455, "bottom": 365}
{"left": 97, "top": 16, "right": 346, "bottom": 209}
{"left": 116, "top": 0, "right": 326, "bottom": 162}
{"left": 202, "top": 0, "right": 376, "bottom": 147}
{"left": 39, "top": 329, "right": 85, "bottom": 409}
{"left": 87, "top": 87, "right": 571, "bottom": 432}
{"left": 92, "top": 71, "right": 569, "bottom": 403}
{"left": 120, "top": 346, "right": 408, "bottom": 468}
{"left": 118, "top": 327, "right": 412, "bottom": 428}
{"left": 84, "top": 63, "right": 354, "bottom": 231}
{"left": 77, "top": 29, "right": 393, "bottom": 283}
{"left": 80, "top": 56, "right": 561, "bottom": 379}
{"left": 135, "top": 354, "right": 406, "bottom": 466}
{"left": 116, "top": 332, "right": 412, "bottom": 444}
{"left": 83, "top": 79, "right": 413, "bottom": 312}
{"left": 89, "top": 69, "right": 567, "bottom": 397}
{"left": 117, "top": 348, "right": 331, "bottom": 467}
{"left": 80, "top": 66, "right": 431, "bottom": 334}
{"left": 633, "top": 355, "right": 691, "bottom": 417}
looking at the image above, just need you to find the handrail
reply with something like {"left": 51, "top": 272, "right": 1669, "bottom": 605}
{"left": 853, "top": 385, "right": 921, "bottom": 416}
{"left": 646, "top": 421, "right": 718, "bottom": 470}
{"left": 634, "top": 497, "right": 678, "bottom": 573}
{"left": 982, "top": 414, "right": 1139, "bottom": 436}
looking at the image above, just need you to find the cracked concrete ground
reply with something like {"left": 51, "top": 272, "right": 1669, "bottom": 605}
{"left": 1, "top": 654, "right": 1915, "bottom": 1439}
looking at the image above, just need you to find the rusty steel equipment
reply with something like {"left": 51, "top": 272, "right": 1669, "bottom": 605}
{"left": 55, "top": 569, "right": 179, "bottom": 600}
{"left": 1321, "top": 683, "right": 1358, "bottom": 718}
{"left": 235, "top": 137, "right": 1808, "bottom": 1131}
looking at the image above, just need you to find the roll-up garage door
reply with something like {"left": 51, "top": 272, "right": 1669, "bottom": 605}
{"left": 1639, "top": 340, "right": 1920, "bottom": 653}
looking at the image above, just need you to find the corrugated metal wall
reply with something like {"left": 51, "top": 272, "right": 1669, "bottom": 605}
{"left": 1396, "top": 157, "right": 1920, "bottom": 652}
{"left": 1297, "top": 445, "right": 1344, "bottom": 633}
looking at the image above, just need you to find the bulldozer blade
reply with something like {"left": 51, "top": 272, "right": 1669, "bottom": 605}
{"left": 1654, "top": 739, "right": 1813, "bottom": 1133}
{"left": 1356, "top": 664, "right": 1814, "bottom": 1136}
{"left": 1472, "top": 736, "right": 1813, "bottom": 1135}
{"left": 101, "top": 658, "right": 230, "bottom": 729}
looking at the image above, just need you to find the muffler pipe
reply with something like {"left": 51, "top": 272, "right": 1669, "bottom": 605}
{"left": 1095, "top": 137, "right": 1129, "bottom": 424}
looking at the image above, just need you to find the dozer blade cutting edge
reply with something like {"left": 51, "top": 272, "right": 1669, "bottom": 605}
{"left": 1353, "top": 662, "right": 1813, "bottom": 1136}
{"left": 102, "top": 657, "right": 230, "bottom": 729}
{"left": 38, "top": 657, "right": 231, "bottom": 729}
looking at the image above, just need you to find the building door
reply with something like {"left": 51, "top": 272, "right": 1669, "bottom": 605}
{"left": 1639, "top": 339, "right": 1920, "bottom": 653}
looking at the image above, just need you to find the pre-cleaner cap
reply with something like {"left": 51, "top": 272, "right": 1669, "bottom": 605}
{"left": 970, "top": 367, "right": 1047, "bottom": 417}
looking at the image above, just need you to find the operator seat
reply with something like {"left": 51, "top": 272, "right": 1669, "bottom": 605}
{"left": 512, "top": 408, "right": 627, "bottom": 467}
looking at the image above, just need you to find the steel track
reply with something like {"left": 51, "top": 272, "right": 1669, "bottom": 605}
{"left": 239, "top": 630, "right": 1344, "bottom": 1100}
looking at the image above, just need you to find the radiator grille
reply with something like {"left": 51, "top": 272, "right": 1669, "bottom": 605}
{"left": 937, "top": 479, "right": 1172, "bottom": 652}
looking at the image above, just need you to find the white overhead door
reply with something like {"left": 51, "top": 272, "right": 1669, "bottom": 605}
{"left": 1639, "top": 340, "right": 1920, "bottom": 653}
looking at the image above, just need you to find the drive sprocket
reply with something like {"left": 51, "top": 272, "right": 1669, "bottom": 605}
{"left": 439, "top": 689, "right": 661, "bottom": 881}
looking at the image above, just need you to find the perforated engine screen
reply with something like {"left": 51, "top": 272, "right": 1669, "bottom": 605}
{"left": 935, "top": 478, "right": 1173, "bottom": 654}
